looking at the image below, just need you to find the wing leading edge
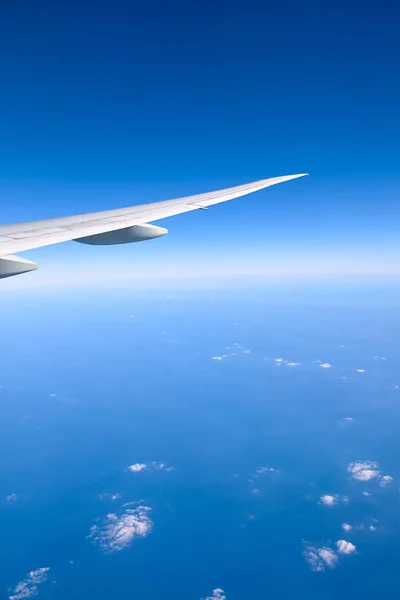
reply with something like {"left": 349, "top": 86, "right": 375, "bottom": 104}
{"left": 0, "top": 173, "right": 307, "bottom": 278}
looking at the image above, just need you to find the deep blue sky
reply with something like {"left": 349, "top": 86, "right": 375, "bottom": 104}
{"left": 1, "top": 0, "right": 399, "bottom": 286}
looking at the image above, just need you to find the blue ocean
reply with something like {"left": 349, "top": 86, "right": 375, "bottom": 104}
{"left": 1, "top": 286, "right": 400, "bottom": 599}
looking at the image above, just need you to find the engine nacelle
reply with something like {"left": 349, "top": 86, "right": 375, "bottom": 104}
{"left": 74, "top": 223, "right": 168, "bottom": 245}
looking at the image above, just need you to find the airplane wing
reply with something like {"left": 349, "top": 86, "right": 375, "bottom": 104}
{"left": 0, "top": 173, "right": 307, "bottom": 278}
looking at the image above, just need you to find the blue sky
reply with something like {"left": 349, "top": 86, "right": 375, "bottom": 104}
{"left": 1, "top": 0, "right": 399, "bottom": 287}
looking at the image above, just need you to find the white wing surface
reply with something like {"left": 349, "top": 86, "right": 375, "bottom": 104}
{"left": 0, "top": 173, "right": 307, "bottom": 278}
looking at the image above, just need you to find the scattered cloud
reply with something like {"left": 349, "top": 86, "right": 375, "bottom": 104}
{"left": 362, "top": 491, "right": 372, "bottom": 497}
{"left": 127, "top": 461, "right": 173, "bottom": 473}
{"left": 336, "top": 540, "right": 356, "bottom": 555}
{"left": 320, "top": 494, "right": 338, "bottom": 506}
{"left": 212, "top": 356, "right": 223, "bottom": 361}
{"left": 303, "top": 543, "right": 338, "bottom": 572}
{"left": 202, "top": 589, "right": 226, "bottom": 600}
{"left": 348, "top": 461, "right": 393, "bottom": 487}
{"left": 127, "top": 463, "right": 147, "bottom": 473}
{"left": 99, "top": 493, "right": 121, "bottom": 501}
{"left": 8, "top": 568, "right": 50, "bottom": 600}
{"left": 374, "top": 356, "right": 387, "bottom": 360}
{"left": 273, "top": 358, "right": 301, "bottom": 367}
{"left": 348, "top": 461, "right": 380, "bottom": 481}
{"left": 369, "top": 525, "right": 377, "bottom": 531}
{"left": 89, "top": 506, "right": 152, "bottom": 554}
{"left": 152, "top": 461, "right": 174, "bottom": 471}
{"left": 341, "top": 523, "right": 352, "bottom": 532}
{"left": 255, "top": 466, "right": 276, "bottom": 475}
{"left": 320, "top": 494, "right": 347, "bottom": 506}
{"left": 379, "top": 475, "right": 393, "bottom": 487}
{"left": 319, "top": 363, "right": 331, "bottom": 369}
{"left": 6, "top": 494, "right": 18, "bottom": 502}
{"left": 356, "top": 369, "right": 366, "bottom": 373}
{"left": 243, "top": 350, "right": 251, "bottom": 354}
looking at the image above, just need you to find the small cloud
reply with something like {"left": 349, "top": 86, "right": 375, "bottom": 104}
{"left": 243, "top": 350, "right": 251, "bottom": 354}
{"left": 341, "top": 523, "right": 352, "bottom": 532}
{"left": 8, "top": 567, "right": 50, "bottom": 600}
{"left": 274, "top": 358, "right": 284, "bottom": 364}
{"left": 255, "top": 466, "right": 275, "bottom": 475}
{"left": 362, "top": 491, "right": 372, "bottom": 497}
{"left": 127, "top": 462, "right": 173, "bottom": 473}
{"left": 151, "top": 461, "right": 170, "bottom": 470}
{"left": 320, "top": 494, "right": 338, "bottom": 506}
{"left": 89, "top": 506, "right": 152, "bottom": 554}
{"left": 374, "top": 356, "right": 387, "bottom": 360}
{"left": 369, "top": 525, "right": 377, "bottom": 531}
{"left": 356, "top": 369, "right": 366, "bottom": 373}
{"left": 49, "top": 393, "right": 56, "bottom": 398}
{"left": 251, "top": 488, "right": 261, "bottom": 495}
{"left": 212, "top": 356, "right": 223, "bottom": 361}
{"left": 202, "top": 589, "right": 226, "bottom": 600}
{"left": 303, "top": 543, "right": 338, "bottom": 572}
{"left": 379, "top": 475, "right": 393, "bottom": 487}
{"left": 6, "top": 494, "right": 18, "bottom": 502}
{"left": 336, "top": 540, "right": 356, "bottom": 555}
{"left": 319, "top": 363, "right": 332, "bottom": 369}
{"left": 319, "top": 494, "right": 347, "bottom": 506}
{"left": 287, "top": 362, "right": 301, "bottom": 367}
{"left": 348, "top": 461, "right": 380, "bottom": 481}
{"left": 99, "top": 493, "right": 121, "bottom": 501}
{"left": 127, "top": 463, "right": 147, "bottom": 473}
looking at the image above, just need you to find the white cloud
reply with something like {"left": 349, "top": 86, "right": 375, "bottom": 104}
{"left": 151, "top": 461, "right": 174, "bottom": 471}
{"left": 89, "top": 506, "right": 152, "bottom": 554}
{"left": 274, "top": 358, "right": 284, "bottom": 364}
{"left": 244, "top": 350, "right": 251, "bottom": 354}
{"left": 202, "top": 589, "right": 226, "bottom": 600}
{"left": 6, "top": 494, "right": 18, "bottom": 502}
{"left": 348, "top": 460, "right": 380, "bottom": 481}
{"left": 362, "top": 491, "right": 372, "bottom": 497}
{"left": 127, "top": 463, "right": 147, "bottom": 473}
{"left": 303, "top": 544, "right": 338, "bottom": 572}
{"left": 212, "top": 356, "right": 223, "bottom": 361}
{"left": 286, "top": 362, "right": 301, "bottom": 367}
{"left": 320, "top": 494, "right": 337, "bottom": 506}
{"left": 341, "top": 523, "right": 352, "bottom": 532}
{"left": 9, "top": 567, "right": 50, "bottom": 600}
{"left": 379, "top": 475, "right": 393, "bottom": 487}
{"left": 369, "top": 525, "right": 377, "bottom": 531}
{"left": 255, "top": 466, "right": 275, "bottom": 474}
{"left": 99, "top": 493, "right": 121, "bottom": 501}
{"left": 356, "top": 369, "right": 366, "bottom": 373}
{"left": 336, "top": 540, "right": 356, "bottom": 555}
{"left": 127, "top": 461, "right": 173, "bottom": 473}
{"left": 319, "top": 363, "right": 331, "bottom": 369}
